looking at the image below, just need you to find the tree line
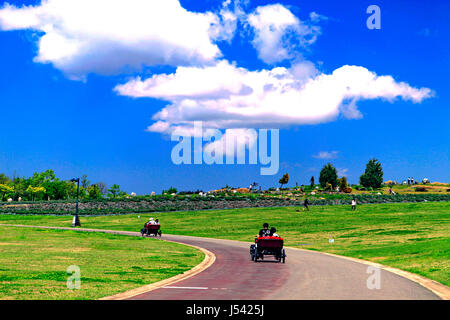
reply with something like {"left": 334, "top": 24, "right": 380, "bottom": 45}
{"left": 278, "top": 158, "right": 384, "bottom": 191}
{"left": 0, "top": 170, "right": 126, "bottom": 201}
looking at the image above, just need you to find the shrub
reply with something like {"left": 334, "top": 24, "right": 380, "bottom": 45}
{"left": 324, "top": 182, "right": 333, "bottom": 191}
{"left": 343, "top": 187, "right": 352, "bottom": 193}
{"left": 415, "top": 187, "right": 427, "bottom": 192}
{"left": 339, "top": 177, "right": 348, "bottom": 191}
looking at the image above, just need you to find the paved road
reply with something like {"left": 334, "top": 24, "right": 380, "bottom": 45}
{"left": 0, "top": 224, "right": 441, "bottom": 300}
{"left": 131, "top": 234, "right": 440, "bottom": 300}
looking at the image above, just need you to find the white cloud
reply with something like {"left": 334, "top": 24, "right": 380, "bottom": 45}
{"left": 208, "top": 0, "right": 242, "bottom": 43}
{"left": 203, "top": 128, "right": 258, "bottom": 159}
{"left": 247, "top": 4, "right": 321, "bottom": 64}
{"left": 313, "top": 151, "right": 339, "bottom": 159}
{"left": 115, "top": 60, "right": 433, "bottom": 134}
{"left": 337, "top": 168, "right": 349, "bottom": 176}
{"left": 309, "top": 11, "right": 328, "bottom": 23}
{"left": 340, "top": 98, "right": 363, "bottom": 119}
{"left": 0, "top": 0, "right": 231, "bottom": 79}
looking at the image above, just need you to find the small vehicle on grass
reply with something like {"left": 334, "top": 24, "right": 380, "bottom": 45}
{"left": 250, "top": 236, "right": 286, "bottom": 263}
{"left": 141, "top": 224, "right": 162, "bottom": 237}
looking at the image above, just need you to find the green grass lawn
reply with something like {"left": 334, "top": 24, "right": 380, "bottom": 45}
{"left": 1, "top": 201, "right": 449, "bottom": 286}
{"left": 0, "top": 226, "right": 203, "bottom": 300}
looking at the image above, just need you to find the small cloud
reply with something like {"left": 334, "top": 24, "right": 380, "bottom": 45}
{"left": 309, "top": 11, "right": 328, "bottom": 23}
{"left": 246, "top": 4, "right": 322, "bottom": 64}
{"left": 337, "top": 168, "right": 348, "bottom": 176}
{"left": 340, "top": 98, "right": 363, "bottom": 120}
{"left": 280, "top": 162, "right": 302, "bottom": 169}
{"left": 313, "top": 151, "right": 338, "bottom": 159}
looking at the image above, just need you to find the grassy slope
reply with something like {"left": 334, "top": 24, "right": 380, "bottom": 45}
{"left": 0, "top": 201, "right": 449, "bottom": 286}
{"left": 0, "top": 226, "right": 203, "bottom": 300}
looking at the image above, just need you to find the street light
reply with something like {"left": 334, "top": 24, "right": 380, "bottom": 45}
{"left": 70, "top": 178, "right": 81, "bottom": 227}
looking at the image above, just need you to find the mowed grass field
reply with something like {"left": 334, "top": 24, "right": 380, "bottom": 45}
{"left": 0, "top": 226, "right": 203, "bottom": 299}
{"left": 0, "top": 201, "right": 449, "bottom": 286}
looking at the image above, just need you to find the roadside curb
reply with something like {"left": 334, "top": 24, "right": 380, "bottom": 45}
{"left": 99, "top": 243, "right": 215, "bottom": 300}
{"left": 0, "top": 224, "right": 216, "bottom": 300}
{"left": 286, "top": 246, "right": 450, "bottom": 300}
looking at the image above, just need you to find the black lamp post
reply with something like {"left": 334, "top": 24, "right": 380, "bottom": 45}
{"left": 70, "top": 178, "right": 81, "bottom": 227}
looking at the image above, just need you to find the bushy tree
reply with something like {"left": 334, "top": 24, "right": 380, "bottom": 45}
{"left": 162, "top": 187, "right": 178, "bottom": 195}
{"left": 87, "top": 184, "right": 102, "bottom": 200}
{"left": 0, "top": 173, "right": 11, "bottom": 185}
{"left": 67, "top": 182, "right": 86, "bottom": 199}
{"left": 108, "top": 184, "right": 121, "bottom": 198}
{"left": 360, "top": 158, "right": 383, "bottom": 189}
{"left": 26, "top": 185, "right": 46, "bottom": 201}
{"left": 0, "top": 184, "right": 14, "bottom": 201}
{"left": 167, "top": 187, "right": 177, "bottom": 194}
{"left": 339, "top": 177, "right": 348, "bottom": 190}
{"left": 279, "top": 173, "right": 289, "bottom": 189}
{"left": 43, "top": 179, "right": 69, "bottom": 200}
{"left": 0, "top": 170, "right": 124, "bottom": 201}
{"left": 319, "top": 163, "right": 338, "bottom": 189}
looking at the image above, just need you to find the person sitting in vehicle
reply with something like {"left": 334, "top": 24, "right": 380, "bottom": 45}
{"left": 154, "top": 219, "right": 160, "bottom": 225}
{"left": 148, "top": 217, "right": 156, "bottom": 225}
{"left": 270, "top": 227, "right": 279, "bottom": 237}
{"left": 259, "top": 223, "right": 271, "bottom": 237}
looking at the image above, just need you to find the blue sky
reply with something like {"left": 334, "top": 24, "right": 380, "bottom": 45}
{"left": 0, "top": 0, "right": 449, "bottom": 194}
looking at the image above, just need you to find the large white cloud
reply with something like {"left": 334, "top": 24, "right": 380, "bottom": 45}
{"left": 0, "top": 0, "right": 231, "bottom": 79}
{"left": 115, "top": 60, "right": 433, "bottom": 133}
{"left": 247, "top": 4, "right": 322, "bottom": 64}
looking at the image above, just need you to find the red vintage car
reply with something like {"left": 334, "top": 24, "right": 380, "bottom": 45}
{"left": 250, "top": 236, "right": 286, "bottom": 263}
{"left": 141, "top": 223, "right": 162, "bottom": 237}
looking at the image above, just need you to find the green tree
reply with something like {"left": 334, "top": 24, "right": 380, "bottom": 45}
{"left": 319, "top": 163, "right": 338, "bottom": 189}
{"left": 87, "top": 184, "right": 102, "bottom": 200}
{"left": 44, "top": 179, "right": 69, "bottom": 200}
{"left": 359, "top": 158, "right": 383, "bottom": 189}
{"left": 26, "top": 185, "right": 46, "bottom": 201}
{"left": 0, "top": 184, "right": 14, "bottom": 201}
{"left": 108, "top": 184, "right": 121, "bottom": 198}
{"left": 278, "top": 173, "right": 289, "bottom": 189}
{"left": 66, "top": 181, "right": 86, "bottom": 199}
{"left": 31, "top": 169, "right": 56, "bottom": 186}
{"left": 339, "top": 176, "right": 348, "bottom": 191}
{"left": 0, "top": 173, "right": 11, "bottom": 185}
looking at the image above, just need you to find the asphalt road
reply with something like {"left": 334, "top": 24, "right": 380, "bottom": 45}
{"left": 130, "top": 233, "right": 440, "bottom": 300}
{"left": 0, "top": 224, "right": 441, "bottom": 300}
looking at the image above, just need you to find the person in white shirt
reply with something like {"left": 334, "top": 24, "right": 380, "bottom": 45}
{"left": 270, "top": 227, "right": 279, "bottom": 237}
{"left": 351, "top": 199, "right": 356, "bottom": 211}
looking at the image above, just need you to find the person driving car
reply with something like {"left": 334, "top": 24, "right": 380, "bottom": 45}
{"left": 259, "top": 223, "right": 271, "bottom": 237}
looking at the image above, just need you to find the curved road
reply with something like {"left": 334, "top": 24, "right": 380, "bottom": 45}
{"left": 1, "top": 224, "right": 441, "bottom": 300}
{"left": 131, "top": 233, "right": 440, "bottom": 300}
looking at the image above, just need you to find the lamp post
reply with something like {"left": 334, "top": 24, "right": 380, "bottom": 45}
{"left": 70, "top": 178, "right": 81, "bottom": 227}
